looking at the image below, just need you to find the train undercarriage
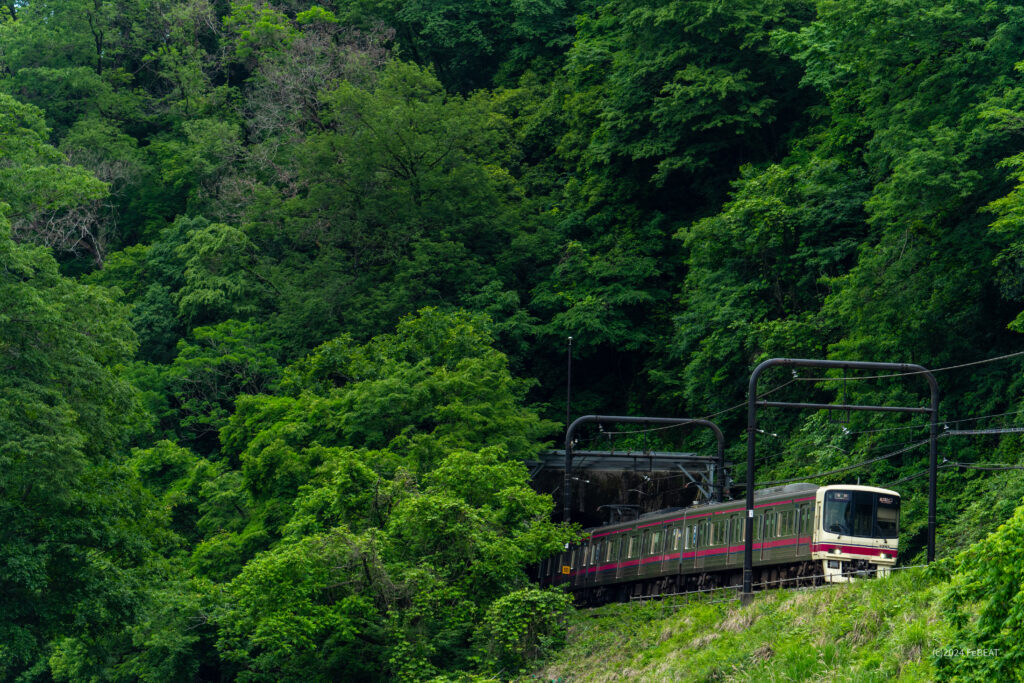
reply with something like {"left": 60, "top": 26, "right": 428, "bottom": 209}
{"left": 573, "top": 560, "right": 832, "bottom": 606}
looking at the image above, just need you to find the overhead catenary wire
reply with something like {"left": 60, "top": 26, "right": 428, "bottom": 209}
{"left": 594, "top": 350, "right": 1024, "bottom": 438}
{"left": 837, "top": 407, "right": 1024, "bottom": 437}
{"left": 887, "top": 459, "right": 1024, "bottom": 487}
{"left": 594, "top": 380, "right": 800, "bottom": 437}
{"left": 792, "top": 349, "right": 1024, "bottom": 383}
{"left": 942, "top": 459, "right": 1024, "bottom": 471}
{"left": 731, "top": 439, "right": 932, "bottom": 489}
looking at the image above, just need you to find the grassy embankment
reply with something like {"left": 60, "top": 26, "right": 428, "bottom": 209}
{"left": 530, "top": 567, "right": 949, "bottom": 681}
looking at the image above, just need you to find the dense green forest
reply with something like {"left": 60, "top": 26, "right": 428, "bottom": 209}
{"left": 5, "top": 0, "right": 1024, "bottom": 679}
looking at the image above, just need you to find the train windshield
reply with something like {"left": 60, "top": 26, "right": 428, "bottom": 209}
{"left": 823, "top": 490, "right": 900, "bottom": 539}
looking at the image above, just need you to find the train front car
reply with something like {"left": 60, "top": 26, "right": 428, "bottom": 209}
{"left": 813, "top": 484, "right": 899, "bottom": 582}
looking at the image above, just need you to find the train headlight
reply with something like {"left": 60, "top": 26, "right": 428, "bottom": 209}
{"left": 880, "top": 553, "right": 890, "bottom": 560}
{"left": 830, "top": 548, "right": 842, "bottom": 555}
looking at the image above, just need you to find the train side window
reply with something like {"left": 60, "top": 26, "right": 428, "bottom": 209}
{"left": 627, "top": 535, "right": 636, "bottom": 558}
{"left": 641, "top": 530, "right": 650, "bottom": 556}
{"left": 698, "top": 521, "right": 707, "bottom": 547}
{"left": 802, "top": 507, "right": 812, "bottom": 533}
{"left": 670, "top": 527, "right": 680, "bottom": 551}
{"left": 651, "top": 530, "right": 663, "bottom": 554}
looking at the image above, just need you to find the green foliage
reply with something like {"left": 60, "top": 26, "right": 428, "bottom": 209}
{"left": 475, "top": 587, "right": 573, "bottom": 673}
{"left": 535, "top": 568, "right": 948, "bottom": 680}
{"left": 0, "top": 210, "right": 160, "bottom": 677}
{"left": 12, "top": 0, "right": 1024, "bottom": 678}
{"left": 215, "top": 530, "right": 385, "bottom": 682}
{"left": 164, "top": 320, "right": 282, "bottom": 454}
{"left": 941, "top": 500, "right": 1024, "bottom": 680}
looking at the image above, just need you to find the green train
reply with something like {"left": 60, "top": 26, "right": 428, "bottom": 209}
{"left": 537, "top": 483, "right": 900, "bottom": 604}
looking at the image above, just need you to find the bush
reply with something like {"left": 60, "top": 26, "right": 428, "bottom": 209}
{"left": 474, "top": 587, "right": 573, "bottom": 674}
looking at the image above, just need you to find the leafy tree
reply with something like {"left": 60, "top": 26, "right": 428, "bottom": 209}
{"left": 0, "top": 207, "right": 156, "bottom": 677}
{"left": 163, "top": 320, "right": 282, "bottom": 455}
{"left": 941, "top": 499, "right": 1024, "bottom": 679}
{"left": 0, "top": 93, "right": 110, "bottom": 261}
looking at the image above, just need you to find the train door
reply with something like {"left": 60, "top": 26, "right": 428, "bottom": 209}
{"left": 619, "top": 532, "right": 640, "bottom": 580}
{"left": 680, "top": 522, "right": 694, "bottom": 573}
{"left": 798, "top": 505, "right": 811, "bottom": 556}
{"left": 761, "top": 510, "right": 775, "bottom": 561}
{"left": 663, "top": 524, "right": 676, "bottom": 574}
{"left": 727, "top": 515, "right": 741, "bottom": 566}
{"left": 615, "top": 536, "right": 626, "bottom": 580}
{"left": 694, "top": 520, "right": 707, "bottom": 570}
{"left": 638, "top": 530, "right": 651, "bottom": 578}
{"left": 572, "top": 546, "right": 583, "bottom": 588}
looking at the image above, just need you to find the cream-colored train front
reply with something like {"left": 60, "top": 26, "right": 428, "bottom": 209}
{"left": 812, "top": 484, "right": 900, "bottom": 583}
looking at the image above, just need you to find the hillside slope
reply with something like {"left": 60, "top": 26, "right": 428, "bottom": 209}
{"left": 530, "top": 568, "right": 948, "bottom": 682}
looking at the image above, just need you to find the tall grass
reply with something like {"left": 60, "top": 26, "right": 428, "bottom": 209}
{"left": 528, "top": 568, "right": 948, "bottom": 682}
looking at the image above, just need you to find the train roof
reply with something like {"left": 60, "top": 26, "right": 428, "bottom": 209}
{"left": 581, "top": 482, "right": 903, "bottom": 537}
{"left": 818, "top": 483, "right": 900, "bottom": 497}
{"left": 584, "top": 483, "right": 820, "bottom": 536}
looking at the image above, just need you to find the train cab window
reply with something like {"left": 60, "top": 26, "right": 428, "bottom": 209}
{"left": 877, "top": 496, "right": 900, "bottom": 538}
{"left": 824, "top": 490, "right": 901, "bottom": 538}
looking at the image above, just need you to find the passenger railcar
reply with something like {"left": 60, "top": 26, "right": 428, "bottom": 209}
{"left": 537, "top": 483, "right": 899, "bottom": 604}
